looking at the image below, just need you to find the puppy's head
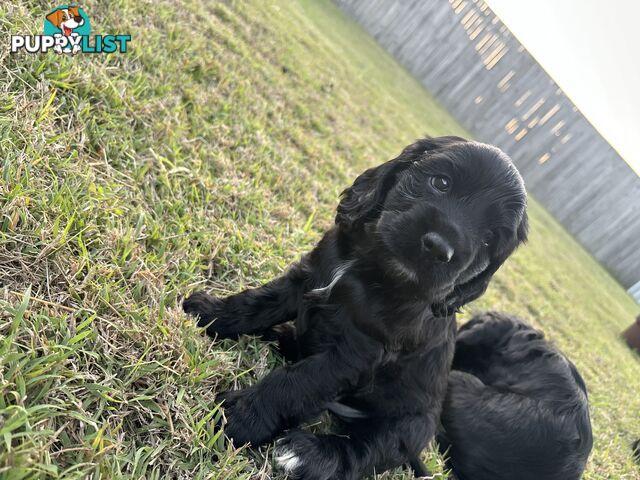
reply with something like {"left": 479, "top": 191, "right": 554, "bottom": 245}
{"left": 46, "top": 7, "right": 84, "bottom": 33}
{"left": 336, "top": 136, "right": 528, "bottom": 314}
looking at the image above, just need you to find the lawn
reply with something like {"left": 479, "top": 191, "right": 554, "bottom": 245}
{"left": 1, "top": 0, "right": 639, "bottom": 478}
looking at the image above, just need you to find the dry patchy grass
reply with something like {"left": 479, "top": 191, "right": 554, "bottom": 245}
{"left": 1, "top": 1, "right": 639, "bottom": 479}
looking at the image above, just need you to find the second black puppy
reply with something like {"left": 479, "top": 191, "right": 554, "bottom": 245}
{"left": 439, "top": 312, "right": 593, "bottom": 479}
{"left": 183, "top": 136, "right": 528, "bottom": 479}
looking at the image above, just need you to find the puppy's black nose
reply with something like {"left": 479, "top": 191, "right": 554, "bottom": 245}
{"left": 421, "top": 232, "right": 454, "bottom": 263}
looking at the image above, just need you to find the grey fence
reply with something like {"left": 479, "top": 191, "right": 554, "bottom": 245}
{"left": 335, "top": 0, "right": 640, "bottom": 295}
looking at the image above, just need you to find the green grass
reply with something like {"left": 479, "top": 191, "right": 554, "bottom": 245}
{"left": 1, "top": 0, "right": 639, "bottom": 478}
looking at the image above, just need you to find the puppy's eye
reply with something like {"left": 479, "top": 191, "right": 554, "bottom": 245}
{"left": 482, "top": 231, "right": 494, "bottom": 247}
{"left": 430, "top": 175, "right": 451, "bottom": 192}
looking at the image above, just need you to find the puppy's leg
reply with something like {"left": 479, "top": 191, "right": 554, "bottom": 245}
{"left": 274, "top": 415, "right": 436, "bottom": 480}
{"left": 261, "top": 323, "right": 300, "bottom": 362}
{"left": 219, "top": 329, "right": 383, "bottom": 446}
{"left": 183, "top": 264, "right": 305, "bottom": 338}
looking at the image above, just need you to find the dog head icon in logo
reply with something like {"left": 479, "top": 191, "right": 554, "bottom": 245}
{"left": 44, "top": 5, "right": 91, "bottom": 54}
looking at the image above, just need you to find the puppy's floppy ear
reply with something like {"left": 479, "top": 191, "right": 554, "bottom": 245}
{"left": 46, "top": 9, "right": 64, "bottom": 28}
{"left": 433, "top": 210, "right": 528, "bottom": 317}
{"left": 336, "top": 136, "right": 466, "bottom": 232}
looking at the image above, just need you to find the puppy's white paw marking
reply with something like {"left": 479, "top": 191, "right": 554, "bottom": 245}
{"left": 275, "top": 447, "right": 302, "bottom": 473}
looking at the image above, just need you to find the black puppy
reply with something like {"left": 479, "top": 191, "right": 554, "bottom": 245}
{"left": 438, "top": 312, "right": 593, "bottom": 480}
{"left": 183, "top": 137, "right": 528, "bottom": 479}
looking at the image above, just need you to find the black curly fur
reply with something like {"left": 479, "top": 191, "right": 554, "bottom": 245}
{"left": 438, "top": 312, "right": 593, "bottom": 480}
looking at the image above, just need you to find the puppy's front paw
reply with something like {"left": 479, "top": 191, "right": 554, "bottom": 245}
{"left": 274, "top": 430, "right": 341, "bottom": 480}
{"left": 183, "top": 291, "right": 235, "bottom": 334}
{"left": 183, "top": 291, "right": 250, "bottom": 339}
{"left": 183, "top": 291, "right": 221, "bottom": 321}
{"left": 218, "top": 389, "right": 280, "bottom": 447}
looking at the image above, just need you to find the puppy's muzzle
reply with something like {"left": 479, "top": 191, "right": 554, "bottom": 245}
{"left": 421, "top": 232, "right": 454, "bottom": 263}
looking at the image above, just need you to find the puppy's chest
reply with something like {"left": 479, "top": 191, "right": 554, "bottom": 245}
{"left": 338, "top": 344, "right": 455, "bottom": 417}
{"left": 374, "top": 342, "right": 452, "bottom": 382}
{"left": 381, "top": 308, "right": 453, "bottom": 352}
{"left": 373, "top": 320, "right": 457, "bottom": 388}
{"left": 294, "top": 288, "right": 448, "bottom": 358}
